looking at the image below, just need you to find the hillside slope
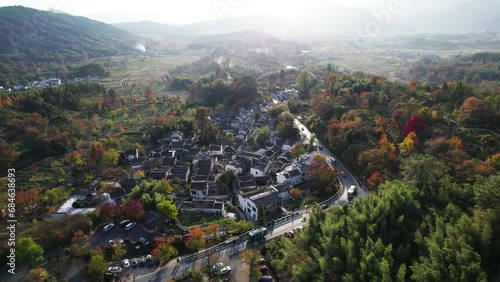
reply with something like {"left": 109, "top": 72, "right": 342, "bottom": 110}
{"left": 0, "top": 6, "right": 144, "bottom": 86}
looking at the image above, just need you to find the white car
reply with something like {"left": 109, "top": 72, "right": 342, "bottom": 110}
{"left": 108, "top": 266, "right": 122, "bottom": 273}
{"left": 120, "top": 219, "right": 130, "bottom": 227}
{"left": 293, "top": 226, "right": 303, "bottom": 232}
{"left": 212, "top": 262, "right": 224, "bottom": 271}
{"left": 103, "top": 223, "right": 114, "bottom": 232}
{"left": 125, "top": 222, "right": 136, "bottom": 230}
{"left": 218, "top": 266, "right": 231, "bottom": 275}
{"left": 123, "top": 259, "right": 130, "bottom": 268}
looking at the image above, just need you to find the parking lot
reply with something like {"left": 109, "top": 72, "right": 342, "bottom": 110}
{"left": 90, "top": 222, "right": 153, "bottom": 253}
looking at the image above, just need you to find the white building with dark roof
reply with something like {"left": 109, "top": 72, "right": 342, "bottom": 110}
{"left": 179, "top": 199, "right": 225, "bottom": 215}
{"left": 190, "top": 181, "right": 208, "bottom": 199}
{"left": 276, "top": 162, "right": 308, "bottom": 186}
{"left": 239, "top": 189, "right": 283, "bottom": 221}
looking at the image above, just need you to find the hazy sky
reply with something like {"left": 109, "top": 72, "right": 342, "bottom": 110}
{"left": 0, "top": 0, "right": 468, "bottom": 24}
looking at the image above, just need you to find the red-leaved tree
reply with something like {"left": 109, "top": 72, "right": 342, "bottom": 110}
{"left": 99, "top": 202, "right": 117, "bottom": 221}
{"left": 124, "top": 199, "right": 145, "bottom": 222}
{"left": 403, "top": 116, "right": 428, "bottom": 136}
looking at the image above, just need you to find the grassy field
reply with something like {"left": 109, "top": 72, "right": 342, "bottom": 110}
{"left": 97, "top": 52, "right": 201, "bottom": 95}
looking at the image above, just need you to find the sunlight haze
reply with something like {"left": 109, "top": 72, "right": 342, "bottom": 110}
{"left": 0, "top": 0, "right": 475, "bottom": 24}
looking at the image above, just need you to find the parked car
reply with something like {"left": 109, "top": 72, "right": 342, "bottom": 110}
{"left": 146, "top": 255, "right": 153, "bottom": 267}
{"left": 321, "top": 204, "right": 328, "bottom": 210}
{"left": 125, "top": 222, "right": 136, "bottom": 230}
{"left": 108, "top": 240, "right": 115, "bottom": 247}
{"left": 138, "top": 256, "right": 146, "bottom": 267}
{"left": 108, "top": 266, "right": 122, "bottom": 273}
{"left": 120, "top": 219, "right": 130, "bottom": 227}
{"left": 341, "top": 171, "right": 346, "bottom": 178}
{"left": 212, "top": 262, "right": 224, "bottom": 271}
{"left": 103, "top": 223, "right": 114, "bottom": 232}
{"left": 123, "top": 259, "right": 130, "bottom": 268}
{"left": 131, "top": 258, "right": 138, "bottom": 267}
{"left": 284, "top": 231, "right": 295, "bottom": 238}
{"left": 293, "top": 226, "right": 303, "bottom": 232}
{"left": 139, "top": 237, "right": 150, "bottom": 245}
{"left": 118, "top": 239, "right": 126, "bottom": 247}
{"left": 258, "top": 258, "right": 266, "bottom": 265}
{"left": 218, "top": 266, "right": 231, "bottom": 275}
{"left": 260, "top": 265, "right": 268, "bottom": 272}
{"left": 259, "top": 276, "right": 273, "bottom": 282}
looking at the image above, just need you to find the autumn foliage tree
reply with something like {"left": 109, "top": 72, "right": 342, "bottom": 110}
{"left": 185, "top": 227, "right": 206, "bottom": 251}
{"left": 366, "top": 171, "right": 385, "bottom": 191}
{"left": 194, "top": 107, "right": 218, "bottom": 145}
{"left": 70, "top": 230, "right": 90, "bottom": 257}
{"left": 17, "top": 189, "right": 40, "bottom": 215}
{"left": 67, "top": 150, "right": 84, "bottom": 167}
{"left": 399, "top": 131, "right": 419, "bottom": 155}
{"left": 124, "top": 198, "right": 145, "bottom": 221}
{"left": 102, "top": 148, "right": 119, "bottom": 166}
{"left": 291, "top": 142, "right": 306, "bottom": 161}
{"left": 152, "top": 236, "right": 178, "bottom": 262}
{"left": 403, "top": 116, "right": 428, "bottom": 136}
{"left": 99, "top": 202, "right": 117, "bottom": 221}
{"left": 89, "top": 141, "right": 104, "bottom": 165}
{"left": 308, "top": 155, "right": 340, "bottom": 195}
{"left": 144, "top": 86, "right": 157, "bottom": 104}
{"left": 289, "top": 188, "right": 302, "bottom": 200}
{"left": 207, "top": 221, "right": 221, "bottom": 243}
{"left": 28, "top": 267, "right": 49, "bottom": 282}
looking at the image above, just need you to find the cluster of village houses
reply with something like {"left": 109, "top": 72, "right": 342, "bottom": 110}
{"left": 0, "top": 77, "right": 87, "bottom": 92}
{"left": 60, "top": 88, "right": 311, "bottom": 226}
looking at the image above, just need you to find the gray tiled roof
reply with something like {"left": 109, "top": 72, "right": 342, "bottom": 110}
{"left": 190, "top": 181, "right": 208, "bottom": 191}
{"left": 250, "top": 191, "right": 282, "bottom": 207}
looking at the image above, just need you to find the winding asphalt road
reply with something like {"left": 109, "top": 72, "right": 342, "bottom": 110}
{"left": 294, "top": 118, "right": 368, "bottom": 203}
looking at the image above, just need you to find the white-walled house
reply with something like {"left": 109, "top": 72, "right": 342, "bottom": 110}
{"left": 271, "top": 182, "right": 293, "bottom": 201}
{"left": 250, "top": 158, "right": 271, "bottom": 177}
{"left": 276, "top": 161, "right": 309, "bottom": 186}
{"left": 276, "top": 168, "right": 303, "bottom": 186}
{"left": 226, "top": 161, "right": 244, "bottom": 175}
{"left": 239, "top": 190, "right": 283, "bottom": 221}
{"left": 179, "top": 199, "right": 225, "bottom": 215}
{"left": 209, "top": 145, "right": 224, "bottom": 156}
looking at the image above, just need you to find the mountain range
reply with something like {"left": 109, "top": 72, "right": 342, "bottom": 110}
{"left": 112, "top": 0, "right": 500, "bottom": 38}
{"left": 0, "top": 2, "right": 498, "bottom": 86}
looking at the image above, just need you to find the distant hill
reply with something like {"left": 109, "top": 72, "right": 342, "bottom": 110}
{"left": 404, "top": 52, "right": 500, "bottom": 83}
{"left": 0, "top": 6, "right": 145, "bottom": 86}
{"left": 117, "top": 3, "right": 415, "bottom": 40}
{"left": 411, "top": 0, "right": 500, "bottom": 33}
{"left": 114, "top": 21, "right": 174, "bottom": 37}
{"left": 188, "top": 30, "right": 308, "bottom": 51}
{"left": 115, "top": 0, "right": 500, "bottom": 40}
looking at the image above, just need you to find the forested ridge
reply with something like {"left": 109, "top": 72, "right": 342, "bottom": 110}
{"left": 0, "top": 6, "right": 140, "bottom": 86}
{"left": 405, "top": 52, "right": 500, "bottom": 84}
{"left": 261, "top": 66, "right": 500, "bottom": 281}
{"left": 0, "top": 83, "right": 109, "bottom": 171}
